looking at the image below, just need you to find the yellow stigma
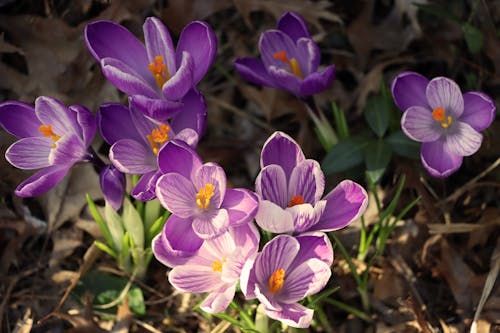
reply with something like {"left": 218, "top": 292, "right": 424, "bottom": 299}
{"left": 272, "top": 50, "right": 303, "bottom": 79}
{"left": 269, "top": 268, "right": 285, "bottom": 293}
{"left": 39, "top": 124, "right": 60, "bottom": 148}
{"left": 146, "top": 124, "right": 170, "bottom": 155}
{"left": 148, "top": 55, "right": 171, "bottom": 89}
{"left": 212, "top": 259, "right": 226, "bottom": 272}
{"left": 288, "top": 194, "right": 305, "bottom": 207}
{"left": 432, "top": 107, "right": 453, "bottom": 129}
{"left": 196, "top": 183, "right": 215, "bottom": 210}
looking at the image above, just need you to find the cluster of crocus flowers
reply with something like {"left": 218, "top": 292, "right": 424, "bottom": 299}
{"left": 391, "top": 72, "right": 496, "bottom": 177}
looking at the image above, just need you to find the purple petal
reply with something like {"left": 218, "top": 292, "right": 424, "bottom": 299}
{"left": 48, "top": 135, "right": 87, "bottom": 166}
{"left": 268, "top": 66, "right": 301, "bottom": 96}
{"left": 157, "top": 140, "right": 202, "bottom": 179}
{"left": 193, "top": 163, "right": 227, "bottom": 209}
{"left": 255, "top": 164, "right": 288, "bottom": 208}
{"left": 99, "top": 165, "right": 125, "bottom": 211}
{"left": 35, "top": 96, "right": 79, "bottom": 137}
{"left": 426, "top": 77, "right": 464, "bottom": 118}
{"left": 173, "top": 128, "right": 199, "bottom": 147}
{"left": 391, "top": 71, "right": 429, "bottom": 111}
{"left": 6, "top": 137, "right": 51, "bottom": 169}
{"left": 152, "top": 214, "right": 203, "bottom": 267}
{"left": 255, "top": 235, "right": 299, "bottom": 287}
{"left": 221, "top": 223, "right": 260, "bottom": 281}
{"left": 0, "top": 101, "right": 41, "bottom": 138}
{"left": 192, "top": 209, "right": 230, "bottom": 239}
{"left": 70, "top": 105, "right": 96, "bottom": 146}
{"left": 444, "top": 121, "right": 482, "bottom": 157}
{"left": 289, "top": 201, "right": 326, "bottom": 234}
{"left": 401, "top": 105, "right": 442, "bottom": 142}
{"left": 255, "top": 199, "right": 294, "bottom": 234}
{"left": 311, "top": 180, "right": 368, "bottom": 232}
{"left": 15, "top": 165, "right": 70, "bottom": 197}
{"left": 156, "top": 173, "right": 197, "bottom": 217}
{"left": 109, "top": 139, "right": 156, "bottom": 174}
{"left": 261, "top": 131, "right": 305, "bottom": 177}
{"left": 170, "top": 88, "right": 207, "bottom": 137}
{"left": 200, "top": 284, "right": 236, "bottom": 314}
{"left": 162, "top": 51, "right": 194, "bottom": 100}
{"left": 143, "top": 17, "right": 176, "bottom": 74}
{"left": 277, "top": 12, "right": 311, "bottom": 42}
{"left": 295, "top": 38, "right": 320, "bottom": 75}
{"left": 131, "top": 170, "right": 160, "bottom": 201}
{"left": 101, "top": 57, "right": 158, "bottom": 98}
{"left": 84, "top": 20, "right": 152, "bottom": 85}
{"left": 221, "top": 189, "right": 258, "bottom": 226}
{"left": 129, "top": 95, "right": 183, "bottom": 122}
{"left": 421, "top": 140, "right": 463, "bottom": 178}
{"left": 288, "top": 159, "right": 324, "bottom": 204}
{"left": 299, "top": 65, "right": 336, "bottom": 97}
{"left": 176, "top": 21, "right": 217, "bottom": 84}
{"left": 233, "top": 57, "right": 277, "bottom": 88}
{"left": 240, "top": 255, "right": 258, "bottom": 299}
{"left": 97, "top": 103, "right": 143, "bottom": 145}
{"left": 169, "top": 264, "right": 224, "bottom": 293}
{"left": 264, "top": 301, "right": 314, "bottom": 328}
{"left": 461, "top": 92, "right": 496, "bottom": 131}
{"left": 259, "top": 30, "right": 298, "bottom": 70}
{"left": 294, "top": 232, "right": 334, "bottom": 267}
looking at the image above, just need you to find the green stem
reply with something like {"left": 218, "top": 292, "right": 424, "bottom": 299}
{"left": 324, "top": 298, "right": 372, "bottom": 322}
{"left": 230, "top": 301, "right": 255, "bottom": 330}
{"left": 330, "top": 233, "right": 361, "bottom": 286}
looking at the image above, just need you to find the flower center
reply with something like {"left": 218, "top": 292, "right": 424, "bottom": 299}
{"left": 432, "top": 107, "right": 452, "bottom": 129}
{"left": 146, "top": 124, "right": 170, "bottom": 155}
{"left": 148, "top": 56, "right": 171, "bottom": 89}
{"left": 39, "top": 124, "right": 60, "bottom": 148}
{"left": 269, "top": 268, "right": 285, "bottom": 293}
{"left": 273, "top": 50, "right": 303, "bottom": 79}
{"left": 288, "top": 194, "right": 305, "bottom": 207}
{"left": 212, "top": 259, "right": 226, "bottom": 272}
{"left": 196, "top": 183, "right": 215, "bottom": 210}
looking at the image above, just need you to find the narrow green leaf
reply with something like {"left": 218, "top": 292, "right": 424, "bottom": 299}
{"left": 86, "top": 194, "right": 114, "bottom": 247}
{"left": 122, "top": 198, "right": 144, "bottom": 249}
{"left": 147, "top": 211, "right": 169, "bottom": 245}
{"left": 386, "top": 131, "right": 420, "bottom": 159}
{"left": 322, "top": 136, "right": 370, "bottom": 175}
{"left": 144, "top": 199, "right": 162, "bottom": 232}
{"left": 364, "top": 140, "right": 392, "bottom": 184}
{"left": 332, "top": 101, "right": 349, "bottom": 139}
{"left": 104, "top": 202, "right": 125, "bottom": 252}
{"left": 94, "top": 240, "right": 117, "bottom": 259}
{"left": 364, "top": 94, "right": 389, "bottom": 138}
{"left": 462, "top": 23, "right": 483, "bottom": 54}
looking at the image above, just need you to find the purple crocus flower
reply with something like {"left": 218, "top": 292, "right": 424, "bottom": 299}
{"left": 154, "top": 140, "right": 259, "bottom": 260}
{"left": 255, "top": 131, "right": 368, "bottom": 234}
{"left": 240, "top": 233, "right": 333, "bottom": 328}
{"left": 392, "top": 72, "right": 496, "bottom": 177}
{"left": 234, "top": 11, "right": 335, "bottom": 98}
{"left": 0, "top": 96, "right": 95, "bottom": 197}
{"left": 154, "top": 223, "right": 259, "bottom": 313}
{"left": 99, "top": 164, "right": 126, "bottom": 211}
{"left": 85, "top": 17, "right": 217, "bottom": 120}
{"left": 97, "top": 89, "right": 206, "bottom": 201}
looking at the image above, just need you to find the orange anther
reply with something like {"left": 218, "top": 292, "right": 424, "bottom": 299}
{"left": 432, "top": 107, "right": 445, "bottom": 122}
{"left": 39, "top": 124, "right": 60, "bottom": 143}
{"left": 273, "top": 50, "right": 289, "bottom": 64}
{"left": 269, "top": 268, "right": 285, "bottom": 293}
{"left": 288, "top": 194, "right": 305, "bottom": 207}
{"left": 148, "top": 56, "right": 170, "bottom": 88}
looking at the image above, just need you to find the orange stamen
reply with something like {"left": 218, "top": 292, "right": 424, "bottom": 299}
{"left": 288, "top": 194, "right": 305, "bottom": 207}
{"left": 432, "top": 107, "right": 453, "bottom": 129}
{"left": 212, "top": 259, "right": 225, "bottom": 272}
{"left": 272, "top": 50, "right": 303, "bottom": 78}
{"left": 196, "top": 183, "right": 216, "bottom": 210}
{"left": 146, "top": 124, "right": 170, "bottom": 155}
{"left": 269, "top": 268, "right": 285, "bottom": 293}
{"left": 148, "top": 56, "right": 170, "bottom": 89}
{"left": 39, "top": 124, "right": 60, "bottom": 148}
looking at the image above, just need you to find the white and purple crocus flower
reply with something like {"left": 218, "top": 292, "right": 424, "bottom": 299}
{"left": 241, "top": 233, "right": 333, "bottom": 328}
{"left": 97, "top": 89, "right": 206, "bottom": 201}
{"left": 234, "top": 11, "right": 335, "bottom": 98}
{"left": 153, "top": 141, "right": 259, "bottom": 263}
{"left": 156, "top": 224, "right": 260, "bottom": 314}
{"left": 392, "top": 72, "right": 496, "bottom": 177}
{"left": 255, "top": 131, "right": 368, "bottom": 235}
{"left": 85, "top": 17, "right": 217, "bottom": 120}
{"left": 0, "top": 96, "right": 96, "bottom": 197}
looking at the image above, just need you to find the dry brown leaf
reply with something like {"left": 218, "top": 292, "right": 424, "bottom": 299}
{"left": 49, "top": 227, "right": 84, "bottom": 267}
{"left": 112, "top": 298, "right": 133, "bottom": 333}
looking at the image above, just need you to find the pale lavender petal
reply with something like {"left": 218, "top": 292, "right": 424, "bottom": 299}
{"left": 176, "top": 21, "right": 217, "bottom": 84}
{"left": 15, "top": 165, "right": 70, "bottom": 197}
{"left": 294, "top": 232, "right": 334, "bottom": 267}
{"left": 48, "top": 135, "right": 87, "bottom": 166}
{"left": 6, "top": 137, "right": 51, "bottom": 169}
{"left": 170, "top": 88, "right": 207, "bottom": 137}
{"left": 35, "top": 96, "right": 79, "bottom": 137}
{"left": 70, "top": 105, "right": 96, "bottom": 146}
{"left": 156, "top": 173, "right": 197, "bottom": 217}
{"left": 162, "top": 51, "right": 194, "bottom": 100}
{"left": 426, "top": 77, "right": 464, "bottom": 118}
{"left": 288, "top": 159, "right": 324, "bottom": 204}
{"left": 255, "top": 199, "right": 294, "bottom": 234}
{"left": 444, "top": 121, "right": 482, "bottom": 157}
{"left": 260, "top": 131, "right": 305, "bottom": 176}
{"left": 239, "top": 255, "right": 258, "bottom": 299}
{"left": 221, "top": 224, "right": 259, "bottom": 282}
{"left": 391, "top": 71, "right": 429, "bottom": 111}
{"left": 201, "top": 228, "right": 236, "bottom": 261}
{"left": 295, "top": 38, "right": 319, "bottom": 75}
{"left": 259, "top": 30, "right": 298, "bottom": 70}
{"left": 97, "top": 103, "right": 143, "bottom": 145}
{"left": 311, "top": 180, "right": 368, "bottom": 232}
{"left": 289, "top": 200, "right": 326, "bottom": 234}
{"left": 157, "top": 140, "right": 202, "bottom": 179}
{"left": 169, "top": 264, "right": 224, "bottom": 293}
{"left": 268, "top": 66, "right": 301, "bottom": 96}
{"left": 299, "top": 65, "right": 336, "bottom": 97}
{"left": 277, "top": 12, "right": 311, "bottom": 41}
{"left": 152, "top": 214, "right": 202, "bottom": 267}
{"left": 192, "top": 209, "right": 230, "bottom": 239}
{"left": 264, "top": 302, "right": 314, "bottom": 328}
{"left": 129, "top": 95, "right": 183, "bottom": 121}
{"left": 401, "top": 105, "right": 442, "bottom": 142}
{"left": 131, "top": 170, "right": 160, "bottom": 201}
{"left": 173, "top": 128, "right": 199, "bottom": 147}
{"left": 421, "top": 140, "right": 463, "bottom": 178}
{"left": 0, "top": 101, "right": 41, "bottom": 138}
{"left": 193, "top": 163, "right": 227, "bottom": 208}
{"left": 221, "top": 189, "right": 258, "bottom": 226}
{"left": 99, "top": 165, "right": 125, "bottom": 211}
{"left": 101, "top": 58, "right": 158, "bottom": 98}
{"left": 461, "top": 92, "right": 496, "bottom": 131}
{"left": 200, "top": 284, "right": 236, "bottom": 314}
{"left": 255, "top": 165, "right": 288, "bottom": 208}
{"left": 233, "top": 57, "right": 277, "bottom": 88}
{"left": 109, "top": 139, "right": 156, "bottom": 174}
{"left": 143, "top": 17, "right": 176, "bottom": 74}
